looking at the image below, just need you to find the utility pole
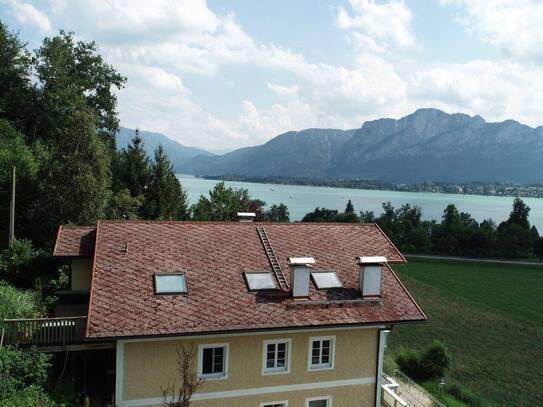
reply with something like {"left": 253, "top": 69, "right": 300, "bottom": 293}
{"left": 9, "top": 165, "right": 15, "bottom": 248}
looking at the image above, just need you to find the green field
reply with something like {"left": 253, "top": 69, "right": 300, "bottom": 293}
{"left": 388, "top": 258, "right": 543, "bottom": 407}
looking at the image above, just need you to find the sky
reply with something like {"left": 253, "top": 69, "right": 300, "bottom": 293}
{"left": 1, "top": 0, "right": 543, "bottom": 151}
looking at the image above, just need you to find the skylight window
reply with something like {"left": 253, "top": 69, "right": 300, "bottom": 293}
{"left": 311, "top": 271, "right": 343, "bottom": 289}
{"left": 245, "top": 272, "right": 277, "bottom": 291}
{"left": 154, "top": 273, "right": 187, "bottom": 295}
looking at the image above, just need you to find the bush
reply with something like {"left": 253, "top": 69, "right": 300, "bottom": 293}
{"left": 0, "top": 239, "right": 46, "bottom": 285}
{"left": 396, "top": 341, "right": 451, "bottom": 382}
{"left": 0, "top": 281, "right": 39, "bottom": 329}
{"left": 396, "top": 347, "right": 424, "bottom": 379}
{"left": 2, "top": 384, "right": 56, "bottom": 407}
{"left": 0, "top": 346, "right": 51, "bottom": 402}
{"left": 420, "top": 340, "right": 451, "bottom": 380}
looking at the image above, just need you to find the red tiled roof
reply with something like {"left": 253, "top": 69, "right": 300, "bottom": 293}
{"left": 53, "top": 225, "right": 96, "bottom": 257}
{"left": 77, "top": 220, "right": 426, "bottom": 339}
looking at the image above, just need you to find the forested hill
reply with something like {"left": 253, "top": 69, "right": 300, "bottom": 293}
{"left": 180, "top": 109, "right": 543, "bottom": 183}
{"left": 117, "top": 128, "right": 214, "bottom": 171}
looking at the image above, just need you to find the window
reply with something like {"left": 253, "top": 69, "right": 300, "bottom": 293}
{"left": 198, "top": 344, "right": 228, "bottom": 379}
{"left": 245, "top": 271, "right": 277, "bottom": 291}
{"left": 261, "top": 402, "right": 288, "bottom": 407}
{"left": 262, "top": 339, "right": 291, "bottom": 374}
{"left": 306, "top": 397, "right": 331, "bottom": 407}
{"left": 154, "top": 273, "right": 187, "bottom": 294}
{"left": 308, "top": 336, "right": 335, "bottom": 370}
{"left": 311, "top": 271, "right": 342, "bottom": 289}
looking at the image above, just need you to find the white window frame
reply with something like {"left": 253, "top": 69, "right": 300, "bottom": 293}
{"left": 305, "top": 396, "right": 332, "bottom": 407}
{"left": 262, "top": 338, "right": 291, "bottom": 375}
{"left": 153, "top": 272, "right": 187, "bottom": 295}
{"left": 260, "top": 401, "right": 288, "bottom": 407}
{"left": 307, "top": 336, "right": 335, "bottom": 371}
{"left": 197, "top": 343, "right": 229, "bottom": 380}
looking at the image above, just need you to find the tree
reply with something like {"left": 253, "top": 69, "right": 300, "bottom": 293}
{"left": 496, "top": 223, "right": 532, "bottom": 258}
{"left": 534, "top": 237, "right": 543, "bottom": 261}
{"left": 505, "top": 198, "right": 530, "bottom": 229}
{"left": 495, "top": 198, "right": 533, "bottom": 258}
{"left": 34, "top": 31, "right": 126, "bottom": 150}
{"left": 162, "top": 345, "right": 202, "bottom": 407}
{"left": 345, "top": 199, "right": 354, "bottom": 213}
{"left": 0, "top": 239, "right": 44, "bottom": 285}
{"left": 336, "top": 211, "right": 360, "bottom": 223}
{"left": 0, "top": 281, "right": 39, "bottom": 328}
{"left": 0, "top": 22, "right": 36, "bottom": 136}
{"left": 145, "top": 146, "right": 189, "bottom": 220}
{"left": 0, "top": 120, "right": 39, "bottom": 247}
{"left": 396, "top": 341, "right": 451, "bottom": 382}
{"left": 0, "top": 346, "right": 53, "bottom": 405}
{"left": 266, "top": 204, "right": 290, "bottom": 222}
{"left": 191, "top": 182, "right": 255, "bottom": 221}
{"left": 113, "top": 131, "right": 150, "bottom": 197}
{"left": 0, "top": 28, "right": 125, "bottom": 248}
{"left": 302, "top": 207, "right": 338, "bottom": 222}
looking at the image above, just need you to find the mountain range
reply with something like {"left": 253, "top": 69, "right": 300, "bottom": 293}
{"left": 117, "top": 127, "right": 214, "bottom": 171}
{"left": 179, "top": 109, "right": 543, "bottom": 183}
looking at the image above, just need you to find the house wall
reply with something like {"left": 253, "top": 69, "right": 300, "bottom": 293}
{"left": 71, "top": 258, "right": 93, "bottom": 291}
{"left": 118, "top": 327, "right": 380, "bottom": 407}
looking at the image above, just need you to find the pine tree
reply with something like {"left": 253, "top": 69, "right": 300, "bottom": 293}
{"left": 345, "top": 199, "right": 354, "bottom": 213}
{"left": 145, "top": 146, "right": 189, "bottom": 220}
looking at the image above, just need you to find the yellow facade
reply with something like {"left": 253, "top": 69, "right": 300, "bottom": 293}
{"left": 70, "top": 258, "right": 93, "bottom": 291}
{"left": 119, "top": 327, "right": 379, "bottom": 407}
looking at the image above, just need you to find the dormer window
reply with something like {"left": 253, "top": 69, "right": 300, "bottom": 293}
{"left": 154, "top": 273, "right": 187, "bottom": 295}
{"left": 310, "top": 271, "right": 342, "bottom": 289}
{"left": 244, "top": 271, "right": 277, "bottom": 291}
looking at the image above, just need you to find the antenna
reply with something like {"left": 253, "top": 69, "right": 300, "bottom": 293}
{"left": 8, "top": 166, "right": 15, "bottom": 248}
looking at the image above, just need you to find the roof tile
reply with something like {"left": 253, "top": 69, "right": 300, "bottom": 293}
{"left": 59, "top": 221, "right": 426, "bottom": 339}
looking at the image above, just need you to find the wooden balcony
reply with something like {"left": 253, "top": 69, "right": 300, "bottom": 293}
{"left": 1, "top": 316, "right": 88, "bottom": 348}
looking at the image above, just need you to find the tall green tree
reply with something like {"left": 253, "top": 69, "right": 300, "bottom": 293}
{"left": 34, "top": 31, "right": 126, "bottom": 150}
{"left": 0, "top": 27, "right": 125, "bottom": 247}
{"left": 496, "top": 198, "right": 533, "bottom": 258}
{"left": 191, "top": 182, "right": 255, "bottom": 221}
{"left": 505, "top": 198, "right": 531, "bottom": 229}
{"left": 266, "top": 204, "right": 290, "bottom": 222}
{"left": 345, "top": 199, "right": 354, "bottom": 213}
{"left": 0, "top": 22, "right": 36, "bottom": 135}
{"left": 145, "top": 146, "right": 189, "bottom": 220}
{"left": 0, "top": 120, "right": 39, "bottom": 246}
{"left": 114, "top": 131, "right": 150, "bottom": 197}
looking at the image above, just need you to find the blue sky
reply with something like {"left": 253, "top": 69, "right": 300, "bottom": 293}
{"left": 1, "top": 0, "right": 542, "bottom": 150}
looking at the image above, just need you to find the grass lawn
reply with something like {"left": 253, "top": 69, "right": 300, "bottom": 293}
{"left": 388, "top": 258, "right": 543, "bottom": 407}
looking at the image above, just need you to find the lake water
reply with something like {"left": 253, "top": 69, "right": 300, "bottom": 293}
{"left": 178, "top": 174, "right": 543, "bottom": 229}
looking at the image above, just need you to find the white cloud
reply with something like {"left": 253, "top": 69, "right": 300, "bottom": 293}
{"left": 267, "top": 82, "right": 299, "bottom": 97}
{"left": 410, "top": 60, "right": 543, "bottom": 126}
{"left": 4, "top": 0, "right": 542, "bottom": 149}
{"left": 442, "top": 0, "right": 543, "bottom": 61}
{"left": 337, "top": 0, "right": 416, "bottom": 52}
{"left": 3, "top": 0, "right": 51, "bottom": 32}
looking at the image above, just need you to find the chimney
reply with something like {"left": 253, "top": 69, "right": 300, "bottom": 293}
{"left": 288, "top": 257, "right": 315, "bottom": 298}
{"left": 357, "top": 256, "right": 387, "bottom": 298}
{"left": 237, "top": 212, "right": 256, "bottom": 222}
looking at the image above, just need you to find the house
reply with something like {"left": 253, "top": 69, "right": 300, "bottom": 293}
{"left": 4, "top": 219, "right": 426, "bottom": 407}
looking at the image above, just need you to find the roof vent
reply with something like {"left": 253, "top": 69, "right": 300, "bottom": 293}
{"left": 357, "top": 256, "right": 387, "bottom": 298}
{"left": 237, "top": 212, "right": 256, "bottom": 222}
{"left": 288, "top": 257, "right": 315, "bottom": 298}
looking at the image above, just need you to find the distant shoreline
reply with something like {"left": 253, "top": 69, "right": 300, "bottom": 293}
{"left": 196, "top": 174, "right": 543, "bottom": 199}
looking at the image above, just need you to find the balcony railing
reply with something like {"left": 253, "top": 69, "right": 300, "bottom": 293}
{"left": 1, "top": 316, "right": 87, "bottom": 347}
{"left": 382, "top": 372, "right": 446, "bottom": 407}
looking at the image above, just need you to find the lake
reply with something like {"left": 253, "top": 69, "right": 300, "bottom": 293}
{"left": 178, "top": 175, "right": 543, "bottom": 229}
